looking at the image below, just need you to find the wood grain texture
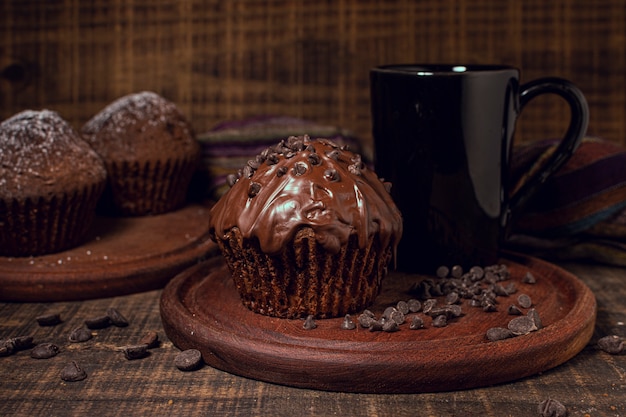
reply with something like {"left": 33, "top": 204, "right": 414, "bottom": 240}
{"left": 0, "top": 261, "right": 623, "bottom": 416}
{"left": 1, "top": 0, "right": 625, "bottom": 151}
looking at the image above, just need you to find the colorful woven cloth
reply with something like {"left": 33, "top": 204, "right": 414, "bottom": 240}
{"left": 507, "top": 137, "right": 626, "bottom": 266}
{"left": 193, "top": 115, "right": 364, "bottom": 201}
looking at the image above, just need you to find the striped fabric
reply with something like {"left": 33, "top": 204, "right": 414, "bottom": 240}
{"left": 194, "top": 116, "right": 364, "bottom": 201}
{"left": 508, "top": 137, "right": 626, "bottom": 266}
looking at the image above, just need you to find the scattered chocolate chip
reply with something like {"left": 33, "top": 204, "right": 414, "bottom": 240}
{"left": 422, "top": 299, "right": 437, "bottom": 314}
{"left": 538, "top": 398, "right": 567, "bottom": 417}
{"left": 36, "top": 313, "right": 62, "bottom": 326}
{"left": 486, "top": 327, "right": 514, "bottom": 342}
{"left": 432, "top": 315, "right": 448, "bottom": 328}
{"left": 10, "top": 336, "right": 34, "bottom": 351}
{"left": 527, "top": 308, "right": 543, "bottom": 330}
{"left": 523, "top": 272, "right": 537, "bottom": 284}
{"left": 469, "top": 266, "right": 484, "bottom": 279}
{"left": 340, "top": 314, "right": 356, "bottom": 330}
{"left": 409, "top": 316, "right": 425, "bottom": 330}
{"left": 597, "top": 335, "right": 624, "bottom": 354}
{"left": 368, "top": 320, "right": 383, "bottom": 332}
{"left": 61, "top": 361, "right": 87, "bottom": 382}
{"left": 396, "top": 300, "right": 409, "bottom": 315}
{"left": 508, "top": 315, "right": 538, "bottom": 336}
{"left": 407, "top": 299, "right": 422, "bottom": 313}
{"left": 451, "top": 265, "right": 463, "bottom": 278}
{"left": 31, "top": 343, "right": 59, "bottom": 359}
{"left": 175, "top": 349, "right": 203, "bottom": 371}
{"left": 445, "top": 291, "right": 460, "bottom": 305}
{"left": 122, "top": 344, "right": 149, "bottom": 360}
{"left": 436, "top": 265, "right": 449, "bottom": 278}
{"left": 382, "top": 320, "right": 400, "bottom": 332}
{"left": 84, "top": 315, "right": 111, "bottom": 329}
{"left": 0, "top": 339, "right": 16, "bottom": 357}
{"left": 138, "top": 330, "right": 160, "bottom": 349}
{"left": 68, "top": 327, "right": 93, "bottom": 343}
{"left": 507, "top": 305, "right": 523, "bottom": 315}
{"left": 517, "top": 294, "right": 533, "bottom": 309}
{"left": 106, "top": 307, "right": 129, "bottom": 327}
{"left": 358, "top": 313, "right": 376, "bottom": 328}
{"left": 303, "top": 315, "right": 317, "bottom": 330}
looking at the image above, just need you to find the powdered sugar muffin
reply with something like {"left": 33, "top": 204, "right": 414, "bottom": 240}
{"left": 209, "top": 135, "right": 403, "bottom": 318}
{"left": 0, "top": 110, "right": 107, "bottom": 256}
{"left": 81, "top": 91, "right": 200, "bottom": 216}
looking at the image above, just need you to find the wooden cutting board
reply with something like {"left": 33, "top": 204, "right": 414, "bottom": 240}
{"left": 160, "top": 252, "right": 596, "bottom": 393}
{"left": 0, "top": 204, "right": 217, "bottom": 302}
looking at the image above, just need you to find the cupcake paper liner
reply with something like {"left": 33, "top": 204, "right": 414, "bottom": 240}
{"left": 215, "top": 226, "right": 393, "bottom": 319}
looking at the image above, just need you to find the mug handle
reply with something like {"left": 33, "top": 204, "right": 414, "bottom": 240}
{"left": 507, "top": 77, "right": 589, "bottom": 220}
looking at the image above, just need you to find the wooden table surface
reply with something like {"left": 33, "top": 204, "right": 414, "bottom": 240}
{"left": 1, "top": 261, "right": 625, "bottom": 417}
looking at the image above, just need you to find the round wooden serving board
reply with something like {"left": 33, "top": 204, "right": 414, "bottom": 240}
{"left": 0, "top": 204, "right": 217, "bottom": 302}
{"left": 160, "top": 253, "right": 596, "bottom": 393}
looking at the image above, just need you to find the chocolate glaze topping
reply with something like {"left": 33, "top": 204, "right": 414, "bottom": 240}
{"left": 209, "top": 135, "right": 403, "bottom": 255}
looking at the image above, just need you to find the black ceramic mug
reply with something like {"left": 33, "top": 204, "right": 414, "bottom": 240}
{"left": 370, "top": 64, "right": 589, "bottom": 273}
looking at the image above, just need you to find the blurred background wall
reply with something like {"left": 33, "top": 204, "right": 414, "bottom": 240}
{"left": 1, "top": 0, "right": 624, "bottom": 150}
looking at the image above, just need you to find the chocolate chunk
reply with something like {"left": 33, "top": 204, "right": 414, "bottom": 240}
{"left": 31, "top": 343, "right": 60, "bottom": 359}
{"left": 122, "top": 344, "right": 149, "bottom": 360}
{"left": 84, "top": 315, "right": 111, "bottom": 329}
{"left": 61, "top": 361, "right": 87, "bottom": 382}
{"left": 36, "top": 313, "right": 62, "bottom": 326}
{"left": 174, "top": 349, "right": 203, "bottom": 371}
{"left": 597, "top": 335, "right": 624, "bottom": 354}
{"left": 138, "top": 330, "right": 160, "bottom": 349}
{"left": 486, "top": 327, "right": 514, "bottom": 342}
{"left": 106, "top": 308, "right": 129, "bottom": 327}
{"left": 68, "top": 327, "right": 93, "bottom": 343}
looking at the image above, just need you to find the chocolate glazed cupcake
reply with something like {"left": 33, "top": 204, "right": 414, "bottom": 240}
{"left": 208, "top": 135, "right": 403, "bottom": 319}
{"left": 81, "top": 91, "right": 200, "bottom": 216}
{"left": 0, "top": 110, "right": 107, "bottom": 256}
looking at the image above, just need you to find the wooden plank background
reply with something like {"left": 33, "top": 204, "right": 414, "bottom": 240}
{"left": 1, "top": 0, "right": 625, "bottom": 150}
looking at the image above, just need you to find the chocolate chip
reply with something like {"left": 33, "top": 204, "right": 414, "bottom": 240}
{"left": 368, "top": 320, "right": 383, "bottom": 332}
{"left": 597, "top": 335, "right": 624, "bottom": 354}
{"left": 308, "top": 153, "right": 321, "bottom": 165}
{"left": 340, "top": 314, "right": 356, "bottom": 330}
{"left": 382, "top": 320, "right": 400, "bottom": 332}
{"left": 175, "top": 349, "right": 203, "bottom": 371}
{"left": 226, "top": 173, "right": 238, "bottom": 187}
{"left": 409, "top": 316, "right": 425, "bottom": 330}
{"left": 10, "top": 336, "right": 34, "bottom": 351}
{"left": 523, "top": 272, "right": 537, "bottom": 284}
{"left": 358, "top": 313, "right": 376, "bottom": 328}
{"left": 422, "top": 299, "right": 437, "bottom": 314}
{"left": 507, "top": 305, "right": 523, "bottom": 315}
{"left": 276, "top": 166, "right": 288, "bottom": 177}
{"left": 68, "top": 327, "right": 92, "bottom": 343}
{"left": 36, "top": 313, "right": 62, "bottom": 326}
{"left": 538, "top": 398, "right": 567, "bottom": 417}
{"left": 303, "top": 315, "right": 317, "bottom": 330}
{"left": 451, "top": 265, "right": 463, "bottom": 278}
{"left": 0, "top": 339, "right": 15, "bottom": 357}
{"left": 323, "top": 168, "right": 340, "bottom": 182}
{"left": 122, "top": 344, "right": 149, "bottom": 360}
{"left": 517, "top": 294, "right": 533, "bottom": 309}
{"left": 31, "top": 343, "right": 59, "bottom": 359}
{"left": 138, "top": 330, "right": 160, "bottom": 349}
{"left": 432, "top": 315, "right": 448, "bottom": 328}
{"left": 248, "top": 182, "right": 262, "bottom": 197}
{"left": 106, "top": 308, "right": 129, "bottom": 327}
{"left": 407, "top": 299, "right": 422, "bottom": 313}
{"left": 435, "top": 265, "right": 450, "bottom": 278}
{"left": 527, "top": 308, "right": 543, "bottom": 330}
{"left": 396, "top": 300, "right": 409, "bottom": 315}
{"left": 61, "top": 361, "right": 87, "bottom": 382}
{"left": 84, "top": 315, "right": 111, "bottom": 329}
{"left": 486, "top": 327, "right": 514, "bottom": 342}
{"left": 508, "top": 316, "right": 537, "bottom": 336}
{"left": 325, "top": 149, "right": 340, "bottom": 160}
